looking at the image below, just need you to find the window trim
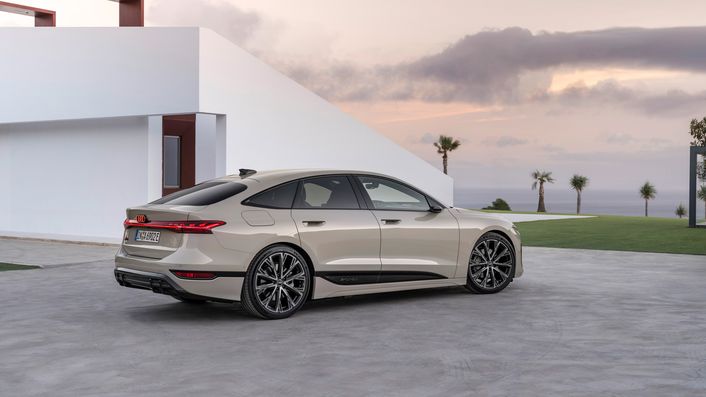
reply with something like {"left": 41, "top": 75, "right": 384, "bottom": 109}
{"left": 352, "top": 174, "right": 445, "bottom": 212}
{"left": 292, "top": 175, "right": 362, "bottom": 210}
{"left": 239, "top": 173, "right": 446, "bottom": 212}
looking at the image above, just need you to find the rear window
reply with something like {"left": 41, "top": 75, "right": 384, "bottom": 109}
{"left": 151, "top": 182, "right": 247, "bottom": 206}
{"left": 243, "top": 181, "right": 298, "bottom": 209}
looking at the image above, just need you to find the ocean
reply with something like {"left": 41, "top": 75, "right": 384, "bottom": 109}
{"left": 455, "top": 187, "right": 701, "bottom": 219}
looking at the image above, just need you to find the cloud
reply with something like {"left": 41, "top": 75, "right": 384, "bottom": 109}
{"left": 285, "top": 26, "right": 706, "bottom": 109}
{"left": 541, "top": 144, "right": 565, "bottom": 153}
{"left": 539, "top": 80, "right": 706, "bottom": 116}
{"left": 494, "top": 136, "right": 528, "bottom": 147}
{"left": 149, "top": 0, "right": 262, "bottom": 47}
{"left": 604, "top": 133, "right": 635, "bottom": 144}
{"left": 419, "top": 133, "right": 438, "bottom": 144}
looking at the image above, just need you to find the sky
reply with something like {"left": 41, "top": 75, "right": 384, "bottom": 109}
{"left": 2, "top": 0, "right": 706, "bottom": 191}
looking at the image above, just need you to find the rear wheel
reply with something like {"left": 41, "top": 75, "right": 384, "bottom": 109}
{"left": 241, "top": 245, "right": 311, "bottom": 319}
{"left": 465, "top": 232, "right": 515, "bottom": 294}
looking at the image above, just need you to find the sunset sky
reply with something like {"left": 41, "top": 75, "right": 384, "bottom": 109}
{"left": 3, "top": 0, "right": 706, "bottom": 191}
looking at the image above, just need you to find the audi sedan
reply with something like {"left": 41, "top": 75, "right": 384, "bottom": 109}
{"left": 115, "top": 169, "right": 523, "bottom": 319}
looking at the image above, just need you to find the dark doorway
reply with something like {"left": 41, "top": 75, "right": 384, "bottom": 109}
{"left": 162, "top": 114, "right": 195, "bottom": 196}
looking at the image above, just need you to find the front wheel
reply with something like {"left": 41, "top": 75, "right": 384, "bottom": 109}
{"left": 241, "top": 245, "right": 311, "bottom": 319}
{"left": 465, "top": 232, "right": 515, "bottom": 294}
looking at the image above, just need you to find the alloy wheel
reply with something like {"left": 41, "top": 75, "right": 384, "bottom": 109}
{"left": 469, "top": 237, "right": 514, "bottom": 290}
{"left": 253, "top": 251, "right": 308, "bottom": 314}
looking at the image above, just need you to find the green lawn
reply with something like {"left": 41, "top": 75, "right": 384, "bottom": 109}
{"left": 514, "top": 215, "right": 706, "bottom": 255}
{"left": 0, "top": 263, "right": 40, "bottom": 272}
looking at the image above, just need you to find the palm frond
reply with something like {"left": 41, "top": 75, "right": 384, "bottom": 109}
{"left": 639, "top": 181, "right": 657, "bottom": 200}
{"left": 570, "top": 174, "right": 589, "bottom": 191}
{"left": 435, "top": 135, "right": 462, "bottom": 152}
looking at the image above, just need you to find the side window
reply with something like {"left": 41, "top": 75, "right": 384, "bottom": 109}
{"left": 357, "top": 176, "right": 431, "bottom": 211}
{"left": 294, "top": 176, "right": 360, "bottom": 209}
{"left": 243, "top": 181, "right": 298, "bottom": 209}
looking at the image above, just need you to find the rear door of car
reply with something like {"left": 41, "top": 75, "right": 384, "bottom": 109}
{"left": 290, "top": 175, "right": 382, "bottom": 280}
{"left": 352, "top": 175, "right": 459, "bottom": 279}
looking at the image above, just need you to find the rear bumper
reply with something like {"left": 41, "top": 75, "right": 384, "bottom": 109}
{"left": 114, "top": 267, "right": 236, "bottom": 303}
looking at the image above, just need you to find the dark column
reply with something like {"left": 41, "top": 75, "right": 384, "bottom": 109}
{"left": 689, "top": 146, "right": 697, "bottom": 228}
{"left": 118, "top": 0, "right": 144, "bottom": 27}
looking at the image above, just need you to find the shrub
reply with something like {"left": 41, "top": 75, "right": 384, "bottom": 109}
{"left": 483, "top": 198, "right": 512, "bottom": 211}
{"left": 675, "top": 203, "right": 687, "bottom": 218}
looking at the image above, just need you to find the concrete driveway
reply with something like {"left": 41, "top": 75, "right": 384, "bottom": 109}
{"left": 1, "top": 246, "right": 705, "bottom": 396}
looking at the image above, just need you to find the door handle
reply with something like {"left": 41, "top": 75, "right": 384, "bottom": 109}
{"left": 381, "top": 219, "right": 401, "bottom": 224}
{"left": 302, "top": 220, "right": 325, "bottom": 226}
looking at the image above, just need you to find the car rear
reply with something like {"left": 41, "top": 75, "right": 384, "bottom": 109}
{"left": 115, "top": 179, "right": 253, "bottom": 302}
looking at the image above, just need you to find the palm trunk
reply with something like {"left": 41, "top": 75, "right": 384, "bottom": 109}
{"left": 537, "top": 182, "right": 546, "bottom": 212}
{"left": 576, "top": 191, "right": 581, "bottom": 215}
{"left": 645, "top": 199, "right": 648, "bottom": 217}
{"left": 442, "top": 153, "right": 448, "bottom": 175}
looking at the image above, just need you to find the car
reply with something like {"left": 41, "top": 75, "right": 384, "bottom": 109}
{"left": 115, "top": 169, "right": 523, "bottom": 319}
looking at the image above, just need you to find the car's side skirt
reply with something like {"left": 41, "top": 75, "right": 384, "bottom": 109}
{"left": 316, "top": 271, "right": 447, "bottom": 286}
{"left": 312, "top": 275, "right": 467, "bottom": 300}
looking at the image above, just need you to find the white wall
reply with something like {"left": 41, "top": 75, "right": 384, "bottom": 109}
{"left": 195, "top": 113, "right": 227, "bottom": 183}
{"left": 197, "top": 29, "right": 454, "bottom": 204}
{"left": 0, "top": 28, "right": 199, "bottom": 124}
{"left": 147, "top": 115, "right": 163, "bottom": 202}
{"left": 0, "top": 117, "right": 151, "bottom": 242}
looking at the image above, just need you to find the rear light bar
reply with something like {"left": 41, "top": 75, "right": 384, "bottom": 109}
{"left": 123, "top": 219, "right": 225, "bottom": 234}
{"left": 171, "top": 271, "right": 216, "bottom": 280}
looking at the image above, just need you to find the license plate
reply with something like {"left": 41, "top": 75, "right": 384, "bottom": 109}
{"left": 135, "top": 230, "right": 160, "bottom": 243}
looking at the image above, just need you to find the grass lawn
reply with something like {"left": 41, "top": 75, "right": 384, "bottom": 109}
{"left": 514, "top": 215, "right": 706, "bottom": 255}
{"left": 0, "top": 263, "right": 40, "bottom": 272}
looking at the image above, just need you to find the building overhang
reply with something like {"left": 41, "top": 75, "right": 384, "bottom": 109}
{"left": 0, "top": 1, "right": 55, "bottom": 27}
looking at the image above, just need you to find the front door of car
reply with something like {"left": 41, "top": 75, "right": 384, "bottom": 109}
{"left": 291, "top": 175, "right": 382, "bottom": 278}
{"left": 353, "top": 175, "right": 460, "bottom": 279}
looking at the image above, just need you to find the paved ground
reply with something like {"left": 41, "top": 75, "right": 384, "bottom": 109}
{"left": 0, "top": 237, "right": 117, "bottom": 267}
{"left": 1, "top": 246, "right": 705, "bottom": 396}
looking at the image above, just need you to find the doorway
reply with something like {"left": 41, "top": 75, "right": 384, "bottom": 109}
{"left": 162, "top": 114, "right": 195, "bottom": 196}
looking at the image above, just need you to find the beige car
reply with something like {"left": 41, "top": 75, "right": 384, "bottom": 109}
{"left": 115, "top": 169, "right": 523, "bottom": 319}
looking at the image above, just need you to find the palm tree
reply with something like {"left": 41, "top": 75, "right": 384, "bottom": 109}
{"left": 569, "top": 174, "right": 589, "bottom": 215}
{"left": 675, "top": 203, "right": 687, "bottom": 219}
{"left": 639, "top": 181, "right": 656, "bottom": 217}
{"left": 698, "top": 185, "right": 706, "bottom": 219}
{"left": 531, "top": 170, "right": 555, "bottom": 213}
{"left": 433, "top": 135, "right": 461, "bottom": 175}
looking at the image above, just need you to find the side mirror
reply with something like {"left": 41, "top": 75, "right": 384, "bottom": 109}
{"left": 429, "top": 205, "right": 443, "bottom": 213}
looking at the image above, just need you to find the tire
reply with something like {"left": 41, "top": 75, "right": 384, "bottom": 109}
{"left": 241, "top": 245, "right": 311, "bottom": 320}
{"left": 465, "top": 232, "right": 516, "bottom": 294}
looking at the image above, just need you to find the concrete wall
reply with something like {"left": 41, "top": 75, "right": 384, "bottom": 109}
{"left": 198, "top": 29, "right": 453, "bottom": 204}
{"left": 0, "top": 27, "right": 199, "bottom": 123}
{"left": 0, "top": 117, "right": 151, "bottom": 242}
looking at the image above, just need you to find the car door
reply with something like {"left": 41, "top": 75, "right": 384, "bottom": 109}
{"left": 353, "top": 175, "right": 460, "bottom": 279}
{"left": 291, "top": 175, "right": 382, "bottom": 278}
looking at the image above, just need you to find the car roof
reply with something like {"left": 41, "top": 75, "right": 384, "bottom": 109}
{"left": 222, "top": 169, "right": 395, "bottom": 185}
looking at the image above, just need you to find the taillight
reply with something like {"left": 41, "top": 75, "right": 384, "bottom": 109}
{"left": 123, "top": 219, "right": 225, "bottom": 234}
{"left": 171, "top": 271, "right": 216, "bottom": 280}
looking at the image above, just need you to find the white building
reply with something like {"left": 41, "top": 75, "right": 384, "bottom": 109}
{"left": 0, "top": 8, "right": 452, "bottom": 243}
